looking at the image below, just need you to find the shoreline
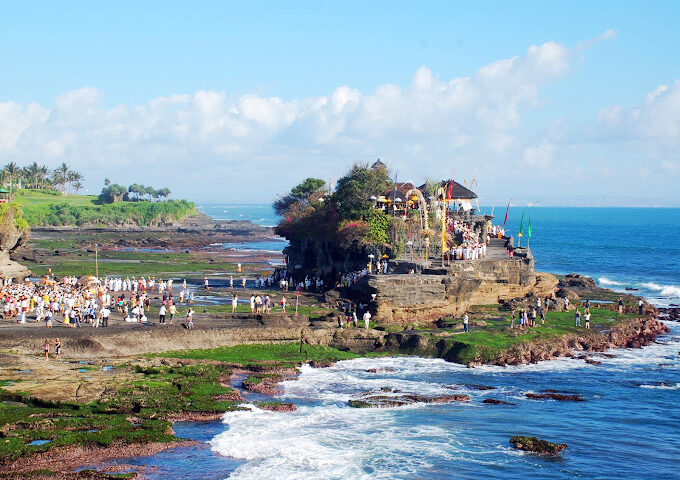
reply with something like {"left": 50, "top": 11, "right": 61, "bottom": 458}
{"left": 0, "top": 314, "right": 672, "bottom": 477}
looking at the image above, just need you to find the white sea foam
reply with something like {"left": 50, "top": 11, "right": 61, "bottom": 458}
{"left": 211, "top": 404, "right": 458, "bottom": 480}
{"left": 599, "top": 277, "right": 626, "bottom": 287}
{"left": 211, "top": 325, "right": 680, "bottom": 479}
{"left": 639, "top": 382, "right": 680, "bottom": 390}
{"left": 640, "top": 282, "right": 680, "bottom": 298}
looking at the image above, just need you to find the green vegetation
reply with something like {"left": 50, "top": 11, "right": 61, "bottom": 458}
{"left": 436, "top": 307, "right": 634, "bottom": 364}
{"left": 1, "top": 161, "right": 84, "bottom": 199}
{"left": 0, "top": 363, "right": 241, "bottom": 465}
{"left": 274, "top": 161, "right": 393, "bottom": 253}
{"left": 0, "top": 203, "right": 29, "bottom": 231}
{"left": 16, "top": 189, "right": 196, "bottom": 227}
{"left": 153, "top": 343, "right": 365, "bottom": 367}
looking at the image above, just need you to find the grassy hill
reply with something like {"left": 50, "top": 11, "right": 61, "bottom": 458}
{"left": 13, "top": 189, "right": 196, "bottom": 227}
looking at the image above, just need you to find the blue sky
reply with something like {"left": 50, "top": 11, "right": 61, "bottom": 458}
{"left": 1, "top": 1, "right": 679, "bottom": 204}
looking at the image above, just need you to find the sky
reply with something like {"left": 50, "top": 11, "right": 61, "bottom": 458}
{"left": 1, "top": 1, "right": 679, "bottom": 205}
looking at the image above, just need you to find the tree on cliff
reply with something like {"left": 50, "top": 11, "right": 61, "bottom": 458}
{"left": 273, "top": 177, "right": 326, "bottom": 217}
{"left": 332, "top": 162, "right": 392, "bottom": 220}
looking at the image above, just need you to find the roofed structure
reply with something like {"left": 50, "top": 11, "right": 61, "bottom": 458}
{"left": 418, "top": 181, "right": 477, "bottom": 200}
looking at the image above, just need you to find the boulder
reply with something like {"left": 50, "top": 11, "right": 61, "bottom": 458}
{"left": 510, "top": 436, "right": 567, "bottom": 455}
{"left": 483, "top": 398, "right": 515, "bottom": 406}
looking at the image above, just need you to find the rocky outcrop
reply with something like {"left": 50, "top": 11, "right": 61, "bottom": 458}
{"left": 526, "top": 392, "right": 585, "bottom": 401}
{"left": 0, "top": 204, "right": 30, "bottom": 280}
{"left": 348, "top": 388, "right": 470, "bottom": 408}
{"left": 351, "top": 261, "right": 557, "bottom": 325}
{"left": 510, "top": 436, "right": 567, "bottom": 455}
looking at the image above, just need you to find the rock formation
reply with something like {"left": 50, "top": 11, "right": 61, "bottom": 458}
{"left": 0, "top": 204, "right": 30, "bottom": 280}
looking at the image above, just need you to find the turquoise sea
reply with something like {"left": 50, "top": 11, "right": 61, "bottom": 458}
{"left": 129, "top": 204, "right": 680, "bottom": 480}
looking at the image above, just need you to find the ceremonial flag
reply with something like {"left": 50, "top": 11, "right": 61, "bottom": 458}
{"left": 528, "top": 217, "right": 532, "bottom": 238}
{"left": 518, "top": 211, "right": 524, "bottom": 237}
{"left": 502, "top": 200, "right": 511, "bottom": 228}
{"left": 447, "top": 179, "right": 453, "bottom": 199}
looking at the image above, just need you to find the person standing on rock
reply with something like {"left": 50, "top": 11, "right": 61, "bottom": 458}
{"left": 638, "top": 299, "right": 644, "bottom": 315}
{"left": 618, "top": 297, "right": 624, "bottom": 315}
{"left": 463, "top": 313, "right": 469, "bottom": 332}
{"left": 230, "top": 275, "right": 234, "bottom": 290}
{"left": 510, "top": 309, "right": 516, "bottom": 329}
{"left": 575, "top": 309, "right": 581, "bottom": 327}
{"left": 54, "top": 338, "right": 62, "bottom": 360}
{"left": 231, "top": 295, "right": 238, "bottom": 313}
{"left": 363, "top": 310, "right": 371, "bottom": 329}
{"left": 585, "top": 311, "right": 591, "bottom": 329}
{"left": 204, "top": 276, "right": 209, "bottom": 292}
{"left": 44, "top": 340, "right": 49, "bottom": 362}
{"left": 540, "top": 309, "right": 545, "bottom": 325}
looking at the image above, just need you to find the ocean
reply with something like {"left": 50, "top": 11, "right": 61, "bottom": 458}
{"left": 147, "top": 204, "right": 680, "bottom": 480}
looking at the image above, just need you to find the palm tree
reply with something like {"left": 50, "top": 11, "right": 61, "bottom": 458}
{"left": 73, "top": 181, "right": 83, "bottom": 194}
{"left": 4, "top": 162, "right": 20, "bottom": 199}
{"left": 52, "top": 162, "right": 70, "bottom": 193}
{"left": 38, "top": 166, "right": 50, "bottom": 189}
{"left": 104, "top": 178, "right": 111, "bottom": 187}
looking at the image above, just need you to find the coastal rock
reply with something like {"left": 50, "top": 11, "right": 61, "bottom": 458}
{"left": 526, "top": 392, "right": 585, "bottom": 402}
{"left": 366, "top": 367, "right": 395, "bottom": 373}
{"left": 510, "top": 436, "right": 567, "bottom": 455}
{"left": 241, "top": 373, "right": 285, "bottom": 396}
{"left": 483, "top": 398, "right": 515, "bottom": 406}
{"left": 308, "top": 360, "right": 335, "bottom": 368}
{"left": 0, "top": 204, "right": 30, "bottom": 281}
{"left": 257, "top": 402, "right": 297, "bottom": 412}
{"left": 560, "top": 274, "right": 597, "bottom": 289}
{"left": 348, "top": 389, "right": 470, "bottom": 408}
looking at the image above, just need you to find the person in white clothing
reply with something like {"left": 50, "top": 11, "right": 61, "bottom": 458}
{"left": 363, "top": 311, "right": 371, "bottom": 329}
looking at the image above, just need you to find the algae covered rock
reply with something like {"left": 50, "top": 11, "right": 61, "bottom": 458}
{"left": 510, "top": 435, "right": 567, "bottom": 455}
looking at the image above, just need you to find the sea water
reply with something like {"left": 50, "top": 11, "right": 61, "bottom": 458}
{"left": 173, "top": 205, "right": 680, "bottom": 479}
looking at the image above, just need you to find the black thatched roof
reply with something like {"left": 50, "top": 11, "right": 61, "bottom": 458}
{"left": 380, "top": 182, "right": 417, "bottom": 202}
{"left": 417, "top": 181, "right": 477, "bottom": 199}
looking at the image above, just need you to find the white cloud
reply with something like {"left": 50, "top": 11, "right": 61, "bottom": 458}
{"left": 1, "top": 31, "right": 675, "bottom": 203}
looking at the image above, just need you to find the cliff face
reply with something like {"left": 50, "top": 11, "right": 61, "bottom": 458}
{"left": 353, "top": 259, "right": 557, "bottom": 324}
{"left": 0, "top": 204, "right": 31, "bottom": 280}
{"left": 285, "top": 237, "right": 369, "bottom": 279}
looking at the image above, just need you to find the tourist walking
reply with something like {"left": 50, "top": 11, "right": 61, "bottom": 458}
{"left": 168, "top": 303, "right": 177, "bottom": 325}
{"left": 44, "top": 340, "right": 49, "bottom": 362}
{"left": 618, "top": 297, "right": 624, "bottom": 315}
{"left": 575, "top": 309, "right": 581, "bottom": 326}
{"left": 463, "top": 313, "right": 469, "bottom": 332}
{"left": 638, "top": 299, "right": 644, "bottom": 315}
{"left": 281, "top": 296, "right": 287, "bottom": 313}
{"left": 159, "top": 304, "right": 166, "bottom": 324}
{"left": 101, "top": 306, "right": 110, "bottom": 327}
{"left": 510, "top": 309, "right": 516, "bottom": 329}
{"left": 185, "top": 308, "right": 194, "bottom": 329}
{"left": 363, "top": 310, "right": 371, "bottom": 329}
{"left": 231, "top": 295, "right": 238, "bottom": 313}
{"left": 585, "top": 312, "right": 591, "bottom": 329}
{"left": 204, "top": 276, "right": 209, "bottom": 292}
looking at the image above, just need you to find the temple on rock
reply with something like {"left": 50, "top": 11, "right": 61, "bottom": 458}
{"left": 276, "top": 159, "right": 555, "bottom": 324}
